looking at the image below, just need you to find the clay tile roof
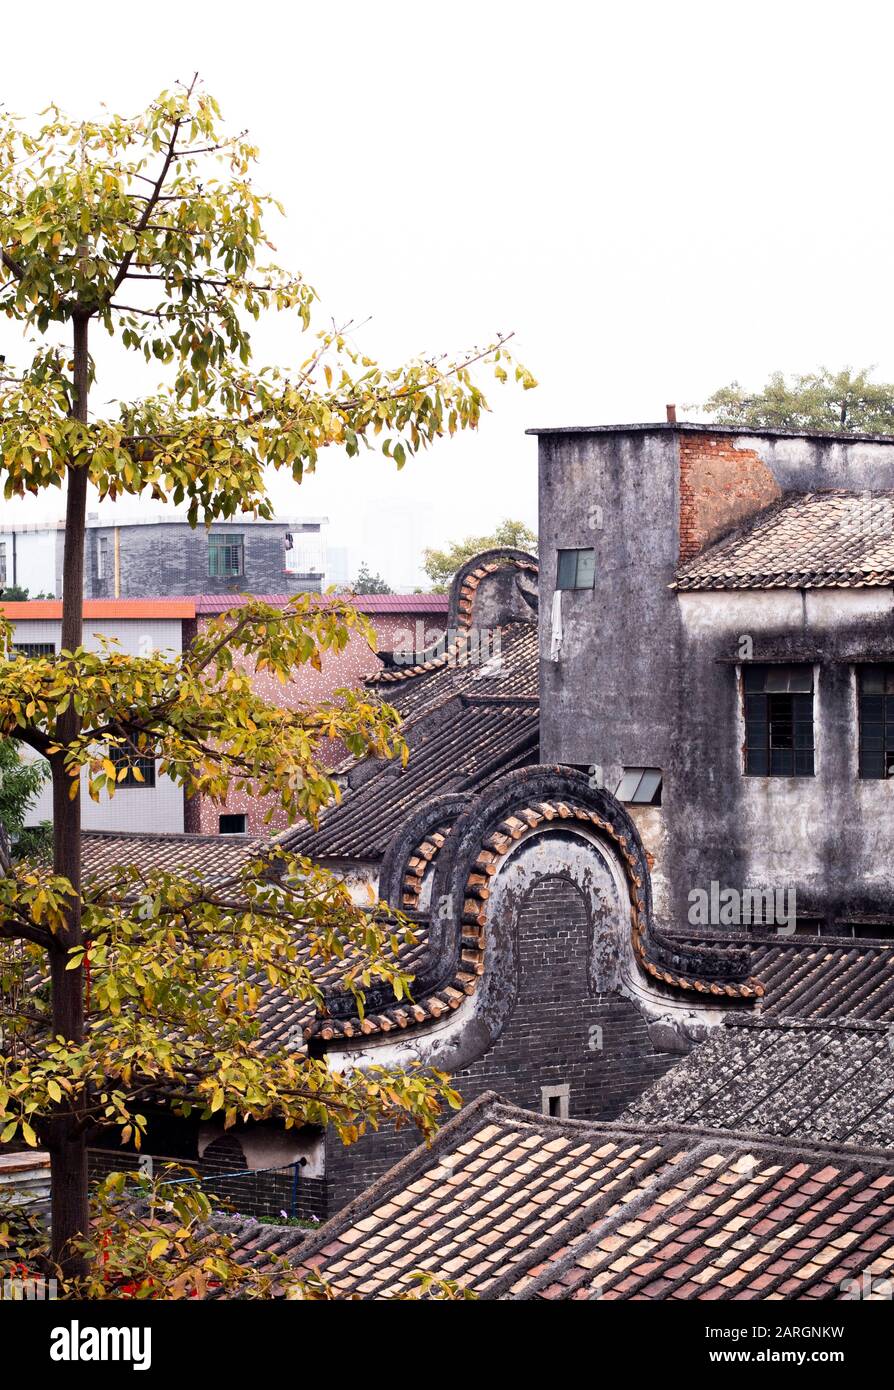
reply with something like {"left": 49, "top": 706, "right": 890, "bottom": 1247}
{"left": 56, "top": 832, "right": 432, "bottom": 1055}
{"left": 374, "top": 621, "right": 538, "bottom": 720}
{"left": 245, "top": 1093, "right": 894, "bottom": 1299}
{"left": 673, "top": 490, "right": 894, "bottom": 591}
{"left": 284, "top": 694, "right": 538, "bottom": 861}
{"left": 751, "top": 939, "right": 894, "bottom": 1021}
{"left": 0, "top": 599, "right": 196, "bottom": 619}
{"left": 81, "top": 830, "right": 267, "bottom": 889}
{"left": 253, "top": 921, "right": 431, "bottom": 1051}
{"left": 189, "top": 594, "right": 448, "bottom": 615}
{"left": 283, "top": 620, "right": 540, "bottom": 863}
{"left": 208, "top": 1215, "right": 310, "bottom": 1278}
{"left": 624, "top": 1017, "right": 894, "bottom": 1151}
{"left": 78, "top": 830, "right": 447, "bottom": 1049}
{"left": 368, "top": 552, "right": 537, "bottom": 686}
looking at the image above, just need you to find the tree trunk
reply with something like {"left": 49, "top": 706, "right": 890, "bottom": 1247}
{"left": 49, "top": 311, "right": 90, "bottom": 1278}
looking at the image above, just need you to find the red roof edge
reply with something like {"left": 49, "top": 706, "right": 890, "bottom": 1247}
{"left": 189, "top": 593, "right": 449, "bottom": 614}
{"left": 1, "top": 599, "right": 196, "bottom": 620}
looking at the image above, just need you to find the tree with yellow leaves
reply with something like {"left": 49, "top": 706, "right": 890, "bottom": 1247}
{"left": 0, "top": 76, "right": 533, "bottom": 1289}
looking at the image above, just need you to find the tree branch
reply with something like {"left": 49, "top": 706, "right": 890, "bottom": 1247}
{"left": 0, "top": 917, "right": 54, "bottom": 949}
{"left": 6, "top": 726, "right": 53, "bottom": 756}
{"left": 108, "top": 303, "right": 170, "bottom": 319}
{"left": 122, "top": 272, "right": 290, "bottom": 293}
{"left": 1, "top": 249, "right": 25, "bottom": 282}
{"left": 110, "top": 112, "right": 185, "bottom": 295}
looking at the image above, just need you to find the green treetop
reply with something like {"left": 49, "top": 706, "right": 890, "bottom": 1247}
{"left": 701, "top": 367, "right": 894, "bottom": 434}
{"left": 422, "top": 518, "right": 537, "bottom": 591}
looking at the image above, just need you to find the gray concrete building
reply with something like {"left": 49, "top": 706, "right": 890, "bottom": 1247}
{"left": 0, "top": 513, "right": 327, "bottom": 598}
{"left": 532, "top": 418, "right": 894, "bottom": 937}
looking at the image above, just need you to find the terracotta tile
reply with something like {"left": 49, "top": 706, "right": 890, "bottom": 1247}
{"left": 640, "top": 1278, "right": 673, "bottom": 1298}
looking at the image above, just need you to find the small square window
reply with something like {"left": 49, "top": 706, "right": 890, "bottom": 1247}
{"left": 615, "top": 767, "right": 663, "bottom": 805}
{"left": 541, "top": 1084, "right": 570, "bottom": 1119}
{"left": 208, "top": 533, "right": 245, "bottom": 579}
{"left": 556, "top": 548, "right": 596, "bottom": 590}
{"left": 219, "top": 813, "right": 247, "bottom": 835}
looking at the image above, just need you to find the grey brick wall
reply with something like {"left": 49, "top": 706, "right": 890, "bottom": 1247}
{"left": 87, "top": 1141, "right": 324, "bottom": 1223}
{"left": 85, "top": 523, "right": 323, "bottom": 598}
{"left": 321, "top": 874, "right": 677, "bottom": 1214}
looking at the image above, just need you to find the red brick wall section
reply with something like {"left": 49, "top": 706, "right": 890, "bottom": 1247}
{"left": 678, "top": 432, "right": 782, "bottom": 562}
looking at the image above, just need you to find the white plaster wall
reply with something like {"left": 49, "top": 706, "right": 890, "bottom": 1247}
{"left": 7, "top": 617, "right": 183, "bottom": 657}
{"left": 10, "top": 617, "right": 186, "bottom": 834}
{"left": 0, "top": 530, "right": 58, "bottom": 596}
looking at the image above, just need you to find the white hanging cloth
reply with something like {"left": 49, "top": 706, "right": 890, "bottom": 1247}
{"left": 550, "top": 588, "right": 563, "bottom": 662}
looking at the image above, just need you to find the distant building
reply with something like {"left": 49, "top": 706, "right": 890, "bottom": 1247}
{"left": 1, "top": 591, "right": 449, "bottom": 837}
{"left": 0, "top": 522, "right": 57, "bottom": 597}
{"left": 325, "top": 546, "right": 353, "bottom": 589}
{"left": 5, "top": 599, "right": 193, "bottom": 834}
{"left": 0, "top": 514, "right": 328, "bottom": 598}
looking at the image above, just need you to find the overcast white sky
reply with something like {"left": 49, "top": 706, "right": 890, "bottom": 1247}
{"left": 3, "top": 0, "right": 893, "bottom": 587}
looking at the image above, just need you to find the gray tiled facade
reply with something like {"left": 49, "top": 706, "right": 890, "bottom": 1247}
{"left": 85, "top": 521, "right": 324, "bottom": 598}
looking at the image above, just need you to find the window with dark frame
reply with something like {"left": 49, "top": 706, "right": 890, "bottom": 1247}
{"left": 556, "top": 548, "right": 596, "bottom": 590}
{"left": 797, "top": 919, "right": 894, "bottom": 940}
{"left": 96, "top": 535, "right": 110, "bottom": 580}
{"left": 219, "top": 813, "right": 247, "bottom": 834}
{"left": 847, "top": 921, "right": 894, "bottom": 939}
{"left": 743, "top": 664, "right": 814, "bottom": 777}
{"left": 792, "top": 918, "right": 825, "bottom": 938}
{"left": 0, "top": 541, "right": 6, "bottom": 587}
{"left": 13, "top": 642, "right": 56, "bottom": 658}
{"left": 208, "top": 533, "right": 245, "bottom": 578}
{"left": 110, "top": 748, "right": 156, "bottom": 788}
{"left": 857, "top": 666, "right": 894, "bottom": 779}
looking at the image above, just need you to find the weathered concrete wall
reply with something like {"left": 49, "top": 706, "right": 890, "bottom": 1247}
{"left": 676, "top": 586, "right": 894, "bottom": 930}
{"left": 539, "top": 429, "right": 682, "bottom": 778}
{"left": 537, "top": 425, "right": 894, "bottom": 932}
